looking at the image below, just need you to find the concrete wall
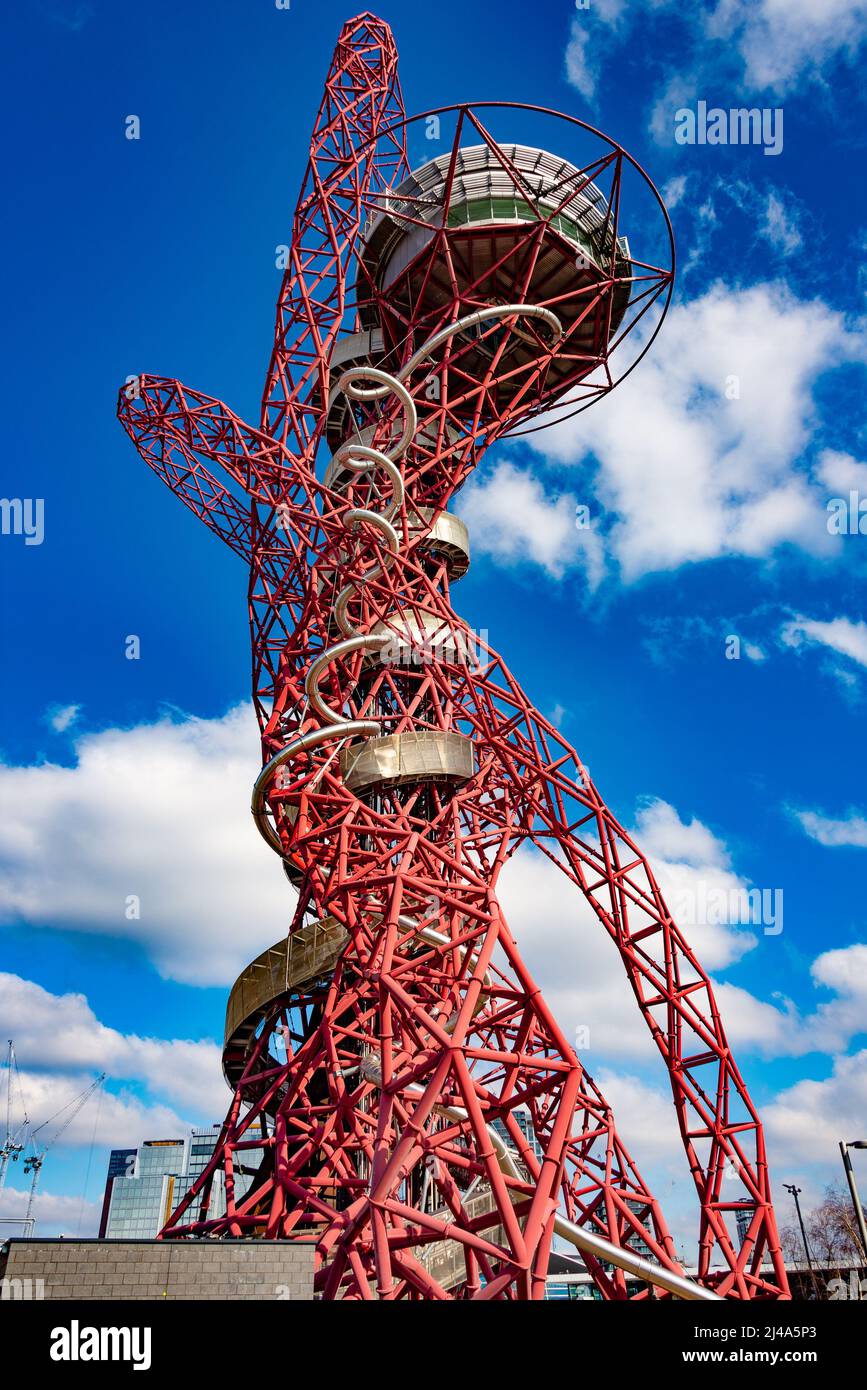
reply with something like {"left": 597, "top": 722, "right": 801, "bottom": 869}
{"left": 0, "top": 1239, "right": 315, "bottom": 1300}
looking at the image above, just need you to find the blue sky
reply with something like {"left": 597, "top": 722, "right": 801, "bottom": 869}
{"left": 1, "top": 0, "right": 866, "bottom": 1254}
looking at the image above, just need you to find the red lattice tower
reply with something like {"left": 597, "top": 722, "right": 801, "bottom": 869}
{"left": 118, "top": 13, "right": 788, "bottom": 1300}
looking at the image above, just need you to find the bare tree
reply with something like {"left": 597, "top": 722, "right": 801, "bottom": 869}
{"left": 806, "top": 1184, "right": 864, "bottom": 1268}
{"left": 779, "top": 1219, "right": 808, "bottom": 1268}
{"left": 780, "top": 1184, "right": 864, "bottom": 1297}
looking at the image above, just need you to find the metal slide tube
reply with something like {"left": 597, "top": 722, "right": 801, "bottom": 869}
{"left": 256, "top": 304, "right": 562, "bottom": 845}
{"left": 361, "top": 1059, "right": 719, "bottom": 1302}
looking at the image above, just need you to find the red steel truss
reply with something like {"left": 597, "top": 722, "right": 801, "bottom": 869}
{"left": 117, "top": 12, "right": 788, "bottom": 1300}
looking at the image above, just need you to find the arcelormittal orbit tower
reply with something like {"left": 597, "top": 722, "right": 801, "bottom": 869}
{"left": 118, "top": 13, "right": 788, "bottom": 1301}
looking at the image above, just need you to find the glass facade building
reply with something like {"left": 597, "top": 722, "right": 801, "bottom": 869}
{"left": 101, "top": 1127, "right": 241, "bottom": 1239}
{"left": 490, "top": 1107, "right": 544, "bottom": 1165}
{"left": 97, "top": 1147, "right": 137, "bottom": 1238}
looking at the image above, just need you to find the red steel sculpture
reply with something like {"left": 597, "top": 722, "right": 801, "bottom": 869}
{"left": 118, "top": 13, "right": 788, "bottom": 1300}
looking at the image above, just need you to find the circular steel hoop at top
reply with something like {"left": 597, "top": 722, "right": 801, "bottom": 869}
{"left": 351, "top": 99, "right": 675, "bottom": 437}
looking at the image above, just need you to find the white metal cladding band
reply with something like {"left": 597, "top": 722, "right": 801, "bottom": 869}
{"left": 253, "top": 303, "right": 562, "bottom": 858}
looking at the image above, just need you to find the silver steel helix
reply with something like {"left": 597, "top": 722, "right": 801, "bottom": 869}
{"left": 253, "top": 303, "right": 561, "bottom": 856}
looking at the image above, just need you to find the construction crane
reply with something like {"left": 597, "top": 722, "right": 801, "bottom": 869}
{"left": 22, "top": 1073, "right": 106, "bottom": 1222}
{"left": 0, "top": 1040, "right": 30, "bottom": 1192}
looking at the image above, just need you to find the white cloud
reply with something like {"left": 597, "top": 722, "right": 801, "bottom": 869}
{"left": 763, "top": 1049, "right": 867, "bottom": 1162}
{"left": 710, "top": 981, "right": 801, "bottom": 1055}
{"left": 661, "top": 174, "right": 687, "bottom": 210}
{"left": 649, "top": 71, "right": 699, "bottom": 147}
{"left": 520, "top": 282, "right": 861, "bottom": 582}
{"left": 0, "top": 973, "right": 226, "bottom": 1117}
{"left": 0, "top": 705, "right": 290, "bottom": 985}
{"left": 564, "top": 15, "right": 597, "bottom": 100}
{"left": 532, "top": 903, "right": 867, "bottom": 1241}
{"left": 633, "top": 797, "right": 730, "bottom": 870}
{"left": 591, "top": 1047, "right": 867, "bottom": 1251}
{"left": 781, "top": 615, "right": 867, "bottom": 668}
{"left": 811, "top": 944, "right": 867, "bottom": 1038}
{"left": 817, "top": 448, "right": 867, "bottom": 494}
{"left": 0, "top": 1185, "right": 102, "bottom": 1239}
{"left": 2, "top": 699, "right": 861, "bottom": 1228}
{"left": 830, "top": 664, "right": 862, "bottom": 698}
{"left": 760, "top": 191, "right": 803, "bottom": 256}
{"left": 779, "top": 612, "right": 867, "bottom": 700}
{"left": 564, "top": 0, "right": 627, "bottom": 100}
{"left": 707, "top": 0, "right": 867, "bottom": 93}
{"left": 563, "top": 1, "right": 867, "bottom": 227}
{"left": 594, "top": 1067, "right": 685, "bottom": 1167}
{"left": 499, "top": 793, "right": 867, "bottom": 1066}
{"left": 2, "top": 702, "right": 861, "bottom": 1245}
{"left": 0, "top": 975, "right": 229, "bottom": 1237}
{"left": 497, "top": 799, "right": 761, "bottom": 1063}
{"left": 696, "top": 181, "right": 806, "bottom": 267}
{"left": 457, "top": 460, "right": 605, "bottom": 584}
{"left": 793, "top": 807, "right": 867, "bottom": 848}
{"left": 10, "top": 1068, "right": 190, "bottom": 1152}
{"left": 578, "top": 0, "right": 867, "bottom": 106}
{"left": 715, "top": 942, "right": 867, "bottom": 1056}
{"left": 47, "top": 704, "right": 81, "bottom": 734}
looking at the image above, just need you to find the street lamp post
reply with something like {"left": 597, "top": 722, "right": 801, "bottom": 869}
{"left": 783, "top": 1183, "right": 821, "bottom": 1299}
{"left": 839, "top": 1141, "right": 867, "bottom": 1263}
